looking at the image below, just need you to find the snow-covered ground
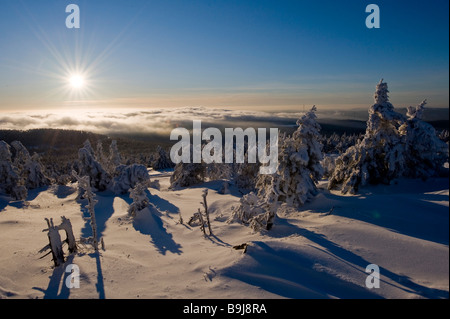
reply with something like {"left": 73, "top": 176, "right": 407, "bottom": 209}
{"left": 0, "top": 169, "right": 448, "bottom": 299}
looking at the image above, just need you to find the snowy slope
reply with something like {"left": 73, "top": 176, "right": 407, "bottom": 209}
{"left": 0, "top": 170, "right": 448, "bottom": 299}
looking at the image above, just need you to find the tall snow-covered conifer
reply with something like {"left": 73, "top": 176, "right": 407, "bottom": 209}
{"left": 328, "top": 80, "right": 428, "bottom": 194}
{"left": 230, "top": 106, "right": 324, "bottom": 231}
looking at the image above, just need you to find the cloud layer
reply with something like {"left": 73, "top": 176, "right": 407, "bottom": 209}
{"left": 0, "top": 107, "right": 316, "bottom": 136}
{"left": 2, "top": 105, "right": 445, "bottom": 140}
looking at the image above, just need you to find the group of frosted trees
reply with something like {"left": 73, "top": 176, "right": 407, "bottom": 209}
{"left": 0, "top": 140, "right": 51, "bottom": 200}
{"left": 169, "top": 80, "right": 448, "bottom": 231}
{"left": 76, "top": 139, "right": 150, "bottom": 195}
{"left": 229, "top": 105, "right": 325, "bottom": 231}
{"left": 1, "top": 80, "right": 448, "bottom": 234}
{"left": 328, "top": 80, "right": 448, "bottom": 194}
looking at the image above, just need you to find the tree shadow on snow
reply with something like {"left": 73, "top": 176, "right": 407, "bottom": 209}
{"left": 0, "top": 186, "right": 50, "bottom": 211}
{"left": 307, "top": 188, "right": 449, "bottom": 246}
{"left": 51, "top": 185, "right": 77, "bottom": 199}
{"left": 148, "top": 192, "right": 180, "bottom": 214}
{"left": 33, "top": 254, "right": 75, "bottom": 299}
{"left": 133, "top": 206, "right": 182, "bottom": 255}
{"left": 89, "top": 251, "right": 106, "bottom": 299}
{"left": 222, "top": 241, "right": 383, "bottom": 299}
{"left": 266, "top": 217, "right": 449, "bottom": 299}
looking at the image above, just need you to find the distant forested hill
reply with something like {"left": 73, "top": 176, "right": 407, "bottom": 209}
{"left": 0, "top": 128, "right": 172, "bottom": 171}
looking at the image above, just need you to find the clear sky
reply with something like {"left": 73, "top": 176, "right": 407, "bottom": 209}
{"left": 0, "top": 0, "right": 448, "bottom": 113}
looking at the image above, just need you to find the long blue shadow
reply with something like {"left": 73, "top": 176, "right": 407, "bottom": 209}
{"left": 223, "top": 241, "right": 383, "bottom": 299}
{"left": 269, "top": 217, "right": 449, "bottom": 299}
{"left": 33, "top": 254, "right": 74, "bottom": 299}
{"left": 133, "top": 207, "right": 182, "bottom": 255}
{"left": 148, "top": 192, "right": 180, "bottom": 214}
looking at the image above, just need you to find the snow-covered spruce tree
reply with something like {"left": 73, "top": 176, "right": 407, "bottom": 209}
{"left": 170, "top": 162, "right": 206, "bottom": 188}
{"left": 83, "top": 139, "right": 96, "bottom": 157}
{"left": 258, "top": 105, "right": 323, "bottom": 207}
{"left": 128, "top": 180, "right": 150, "bottom": 217}
{"left": 77, "top": 140, "right": 111, "bottom": 192}
{"left": 228, "top": 177, "right": 279, "bottom": 232}
{"left": 321, "top": 153, "right": 338, "bottom": 178}
{"left": 328, "top": 80, "right": 407, "bottom": 194}
{"left": 399, "top": 100, "right": 449, "bottom": 178}
{"left": 24, "top": 153, "right": 53, "bottom": 189}
{"left": 10, "top": 141, "right": 52, "bottom": 189}
{"left": 95, "top": 140, "right": 108, "bottom": 169}
{"left": 10, "top": 140, "right": 30, "bottom": 171}
{"left": 108, "top": 140, "right": 122, "bottom": 172}
{"left": 205, "top": 153, "right": 233, "bottom": 182}
{"left": 233, "top": 149, "right": 260, "bottom": 191}
{"left": 152, "top": 146, "right": 174, "bottom": 170}
{"left": 230, "top": 106, "right": 324, "bottom": 231}
{"left": 0, "top": 141, "right": 27, "bottom": 200}
{"left": 111, "top": 163, "right": 150, "bottom": 195}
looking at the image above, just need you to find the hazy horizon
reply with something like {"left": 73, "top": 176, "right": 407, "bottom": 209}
{"left": 0, "top": 105, "right": 448, "bottom": 138}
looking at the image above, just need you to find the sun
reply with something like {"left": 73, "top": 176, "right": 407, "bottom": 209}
{"left": 69, "top": 74, "right": 85, "bottom": 89}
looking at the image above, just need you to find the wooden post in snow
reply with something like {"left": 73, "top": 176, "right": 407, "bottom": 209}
{"left": 43, "top": 218, "right": 65, "bottom": 267}
{"left": 59, "top": 216, "right": 78, "bottom": 254}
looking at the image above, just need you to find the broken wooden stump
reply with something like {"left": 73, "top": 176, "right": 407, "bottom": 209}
{"left": 43, "top": 218, "right": 65, "bottom": 267}
{"left": 233, "top": 243, "right": 248, "bottom": 253}
{"left": 41, "top": 216, "right": 77, "bottom": 266}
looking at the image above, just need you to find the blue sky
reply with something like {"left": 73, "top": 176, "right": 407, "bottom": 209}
{"left": 0, "top": 0, "right": 448, "bottom": 112}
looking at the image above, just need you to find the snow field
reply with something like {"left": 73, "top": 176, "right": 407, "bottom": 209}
{"left": 0, "top": 170, "right": 448, "bottom": 299}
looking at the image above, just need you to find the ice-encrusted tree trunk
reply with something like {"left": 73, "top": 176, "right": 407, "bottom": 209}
{"left": 328, "top": 80, "right": 407, "bottom": 194}
{"left": 188, "top": 189, "right": 213, "bottom": 236}
{"left": 73, "top": 171, "right": 99, "bottom": 251}
{"left": 201, "top": 189, "right": 213, "bottom": 236}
